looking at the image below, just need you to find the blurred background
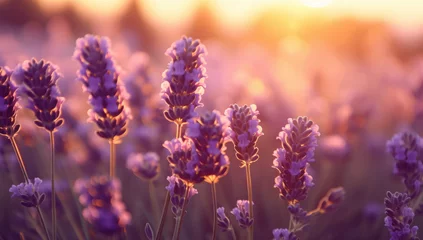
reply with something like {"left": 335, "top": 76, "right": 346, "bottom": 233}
{"left": 1, "top": 0, "right": 423, "bottom": 239}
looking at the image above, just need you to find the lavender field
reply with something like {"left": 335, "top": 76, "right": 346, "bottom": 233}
{"left": 0, "top": 0, "right": 423, "bottom": 239}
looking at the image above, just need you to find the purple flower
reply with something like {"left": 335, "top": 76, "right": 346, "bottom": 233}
{"left": 231, "top": 200, "right": 253, "bottom": 229}
{"left": 9, "top": 178, "right": 45, "bottom": 208}
{"left": 73, "top": 34, "right": 132, "bottom": 141}
{"left": 160, "top": 36, "right": 207, "bottom": 124}
{"left": 216, "top": 207, "right": 233, "bottom": 232}
{"left": 273, "top": 117, "right": 320, "bottom": 204}
{"left": 126, "top": 152, "right": 160, "bottom": 180}
{"left": 74, "top": 175, "right": 130, "bottom": 235}
{"left": 272, "top": 228, "right": 298, "bottom": 240}
{"left": 315, "top": 187, "right": 346, "bottom": 214}
{"left": 0, "top": 66, "right": 20, "bottom": 137}
{"left": 186, "top": 110, "right": 230, "bottom": 183}
{"left": 384, "top": 191, "right": 419, "bottom": 240}
{"left": 12, "top": 59, "right": 64, "bottom": 132}
{"left": 363, "top": 202, "right": 384, "bottom": 222}
{"left": 165, "top": 175, "right": 198, "bottom": 216}
{"left": 163, "top": 138, "right": 204, "bottom": 184}
{"left": 287, "top": 204, "right": 310, "bottom": 230}
{"left": 225, "top": 104, "right": 263, "bottom": 166}
{"left": 387, "top": 132, "right": 423, "bottom": 199}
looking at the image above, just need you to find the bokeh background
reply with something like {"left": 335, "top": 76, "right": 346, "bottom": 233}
{"left": 1, "top": 0, "right": 423, "bottom": 239}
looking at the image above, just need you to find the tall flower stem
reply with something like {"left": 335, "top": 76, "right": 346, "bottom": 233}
{"left": 211, "top": 181, "right": 218, "bottom": 240}
{"left": 9, "top": 137, "right": 50, "bottom": 240}
{"left": 49, "top": 131, "right": 57, "bottom": 240}
{"left": 8, "top": 137, "right": 30, "bottom": 183}
{"left": 149, "top": 181, "right": 161, "bottom": 222}
{"left": 245, "top": 162, "right": 253, "bottom": 240}
{"left": 36, "top": 205, "right": 52, "bottom": 240}
{"left": 230, "top": 228, "right": 237, "bottom": 240}
{"left": 110, "top": 138, "right": 116, "bottom": 178}
{"left": 172, "top": 184, "right": 190, "bottom": 240}
{"left": 155, "top": 122, "right": 183, "bottom": 240}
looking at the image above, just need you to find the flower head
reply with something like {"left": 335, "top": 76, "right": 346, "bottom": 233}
{"left": 386, "top": 131, "right": 423, "bottom": 199}
{"left": 272, "top": 228, "right": 298, "bottom": 240}
{"left": 126, "top": 152, "right": 160, "bottom": 180}
{"left": 216, "top": 207, "right": 233, "bottom": 232}
{"left": 13, "top": 59, "right": 64, "bottom": 132}
{"left": 273, "top": 117, "right": 320, "bottom": 204}
{"left": 315, "top": 187, "right": 346, "bottom": 214}
{"left": 225, "top": 104, "right": 263, "bottom": 166}
{"left": 0, "top": 66, "right": 20, "bottom": 137}
{"left": 73, "top": 34, "right": 131, "bottom": 141}
{"left": 384, "top": 191, "right": 419, "bottom": 240}
{"left": 73, "top": 176, "right": 122, "bottom": 208}
{"left": 165, "top": 175, "right": 198, "bottom": 216}
{"left": 231, "top": 200, "right": 254, "bottom": 229}
{"left": 186, "top": 110, "right": 230, "bottom": 183}
{"left": 9, "top": 178, "right": 45, "bottom": 208}
{"left": 161, "top": 36, "right": 207, "bottom": 124}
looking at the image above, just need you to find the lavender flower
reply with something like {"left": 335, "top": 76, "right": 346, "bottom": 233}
{"left": 145, "top": 222, "right": 154, "bottom": 240}
{"left": 384, "top": 191, "right": 419, "bottom": 240}
{"left": 186, "top": 110, "right": 230, "bottom": 183}
{"left": 9, "top": 178, "right": 45, "bottom": 208}
{"left": 387, "top": 132, "right": 423, "bottom": 199}
{"left": 217, "top": 207, "right": 232, "bottom": 232}
{"left": 160, "top": 36, "right": 207, "bottom": 124}
{"left": 287, "top": 204, "right": 310, "bottom": 231}
{"left": 231, "top": 200, "right": 253, "bottom": 229}
{"left": 165, "top": 175, "right": 198, "bottom": 216}
{"left": 74, "top": 175, "right": 131, "bottom": 235}
{"left": 273, "top": 117, "right": 320, "bottom": 204}
{"left": 73, "top": 34, "right": 131, "bottom": 141}
{"left": 272, "top": 228, "right": 298, "bottom": 240}
{"left": 163, "top": 138, "right": 204, "bottom": 184}
{"left": 0, "top": 66, "right": 21, "bottom": 137}
{"left": 363, "top": 202, "right": 384, "bottom": 222}
{"left": 225, "top": 104, "right": 263, "bottom": 166}
{"left": 13, "top": 59, "right": 64, "bottom": 132}
{"left": 315, "top": 187, "right": 346, "bottom": 214}
{"left": 126, "top": 152, "right": 160, "bottom": 180}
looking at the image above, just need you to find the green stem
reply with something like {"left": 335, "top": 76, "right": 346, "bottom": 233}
{"left": 49, "top": 131, "right": 57, "bottom": 240}
{"left": 149, "top": 181, "right": 161, "bottom": 223}
{"left": 211, "top": 181, "right": 217, "bottom": 240}
{"left": 155, "top": 191, "right": 170, "bottom": 240}
{"left": 245, "top": 163, "right": 253, "bottom": 240}
{"left": 109, "top": 139, "right": 115, "bottom": 178}
{"left": 8, "top": 137, "right": 30, "bottom": 183}
{"left": 36, "top": 205, "right": 51, "bottom": 240}
{"left": 230, "top": 227, "right": 237, "bottom": 240}
{"left": 172, "top": 185, "right": 190, "bottom": 240}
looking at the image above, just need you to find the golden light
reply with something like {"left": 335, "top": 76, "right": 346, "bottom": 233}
{"left": 300, "top": 0, "right": 332, "bottom": 8}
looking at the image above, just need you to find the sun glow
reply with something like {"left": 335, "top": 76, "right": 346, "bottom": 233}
{"left": 300, "top": 0, "right": 332, "bottom": 8}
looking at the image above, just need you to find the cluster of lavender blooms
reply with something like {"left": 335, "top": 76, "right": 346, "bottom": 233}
{"left": 9, "top": 178, "right": 45, "bottom": 208}
{"left": 231, "top": 200, "right": 254, "bottom": 229}
{"left": 74, "top": 176, "right": 131, "bottom": 235}
{"left": 165, "top": 175, "right": 198, "bottom": 216}
{"left": 386, "top": 131, "right": 423, "bottom": 199}
{"left": 272, "top": 228, "right": 299, "bottom": 240}
{"left": 160, "top": 36, "right": 207, "bottom": 124}
{"left": 13, "top": 59, "right": 65, "bottom": 132}
{"left": 216, "top": 207, "right": 233, "bottom": 232}
{"left": 224, "top": 104, "right": 263, "bottom": 166}
{"left": 272, "top": 117, "right": 345, "bottom": 236}
{"left": 73, "top": 34, "right": 132, "bottom": 141}
{"left": 0, "top": 66, "right": 21, "bottom": 137}
{"left": 126, "top": 152, "right": 160, "bottom": 180}
{"left": 384, "top": 192, "right": 419, "bottom": 240}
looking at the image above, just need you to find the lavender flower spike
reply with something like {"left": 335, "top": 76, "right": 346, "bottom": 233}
{"left": 231, "top": 200, "right": 254, "bottom": 229}
{"left": 217, "top": 207, "right": 233, "bottom": 232}
{"left": 13, "top": 59, "right": 64, "bottom": 132}
{"left": 386, "top": 132, "right": 423, "bottom": 199}
{"left": 315, "top": 187, "right": 346, "bottom": 214}
{"left": 225, "top": 104, "right": 263, "bottom": 166}
{"left": 384, "top": 191, "right": 419, "bottom": 240}
{"left": 9, "top": 178, "right": 45, "bottom": 208}
{"left": 165, "top": 175, "right": 198, "bottom": 217}
{"left": 272, "top": 228, "right": 299, "bottom": 240}
{"left": 186, "top": 110, "right": 230, "bottom": 183}
{"left": 73, "top": 34, "right": 132, "bottom": 141}
{"left": 0, "top": 66, "right": 21, "bottom": 137}
{"left": 273, "top": 117, "right": 320, "bottom": 204}
{"left": 126, "top": 152, "right": 160, "bottom": 180}
{"left": 161, "top": 36, "right": 207, "bottom": 124}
